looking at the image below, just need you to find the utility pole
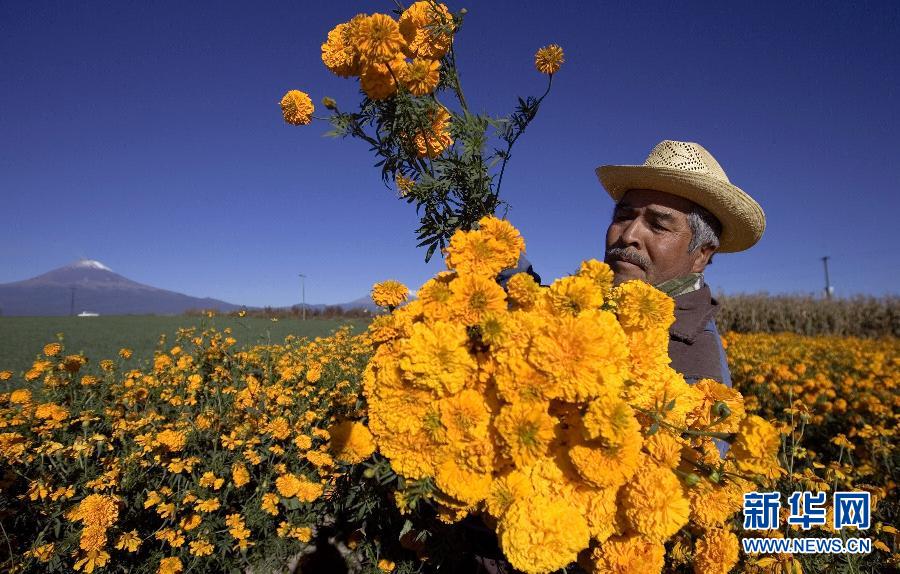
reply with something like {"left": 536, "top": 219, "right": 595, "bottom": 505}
{"left": 821, "top": 256, "right": 833, "bottom": 300}
{"left": 70, "top": 287, "right": 76, "bottom": 316}
{"left": 298, "top": 273, "right": 306, "bottom": 320}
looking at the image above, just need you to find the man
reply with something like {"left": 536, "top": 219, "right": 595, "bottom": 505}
{"left": 596, "top": 139, "right": 766, "bottom": 385}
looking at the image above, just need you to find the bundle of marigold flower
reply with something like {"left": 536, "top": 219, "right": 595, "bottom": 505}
{"left": 280, "top": 2, "right": 566, "bottom": 263}
{"left": 362, "top": 215, "right": 783, "bottom": 574}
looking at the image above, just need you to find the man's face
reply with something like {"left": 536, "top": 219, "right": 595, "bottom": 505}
{"left": 604, "top": 189, "right": 710, "bottom": 285}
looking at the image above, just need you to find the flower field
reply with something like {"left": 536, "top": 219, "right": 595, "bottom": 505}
{"left": 2, "top": 219, "right": 897, "bottom": 573}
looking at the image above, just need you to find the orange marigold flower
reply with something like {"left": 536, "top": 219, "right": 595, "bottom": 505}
{"left": 449, "top": 273, "right": 507, "bottom": 325}
{"left": 329, "top": 421, "right": 376, "bottom": 464}
{"left": 372, "top": 280, "right": 410, "bottom": 308}
{"left": 413, "top": 106, "right": 453, "bottom": 157}
{"left": 402, "top": 58, "right": 440, "bottom": 96}
{"left": 321, "top": 22, "right": 361, "bottom": 77}
{"left": 231, "top": 462, "right": 250, "bottom": 488}
{"left": 43, "top": 342, "right": 62, "bottom": 357}
{"left": 534, "top": 44, "right": 564, "bottom": 74}
{"left": 399, "top": 1, "right": 454, "bottom": 59}
{"left": 280, "top": 90, "right": 315, "bottom": 126}
{"left": 158, "top": 556, "right": 183, "bottom": 574}
{"left": 352, "top": 13, "right": 406, "bottom": 66}
{"left": 360, "top": 59, "right": 403, "bottom": 100}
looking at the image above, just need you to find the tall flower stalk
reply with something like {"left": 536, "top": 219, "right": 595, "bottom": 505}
{"left": 282, "top": 1, "right": 564, "bottom": 261}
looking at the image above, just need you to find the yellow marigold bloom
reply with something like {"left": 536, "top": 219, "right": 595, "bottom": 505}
{"left": 118, "top": 347, "right": 133, "bottom": 359}
{"left": 440, "top": 389, "right": 491, "bottom": 443}
{"left": 486, "top": 470, "right": 532, "bottom": 519}
{"left": 74, "top": 549, "right": 110, "bottom": 573}
{"left": 495, "top": 401, "right": 555, "bottom": 467}
{"left": 402, "top": 57, "right": 440, "bottom": 96}
{"left": 180, "top": 513, "right": 202, "bottom": 531}
{"left": 399, "top": 321, "right": 476, "bottom": 396}
{"left": 232, "top": 462, "right": 250, "bottom": 487}
{"left": 155, "top": 528, "right": 185, "bottom": 548}
{"left": 445, "top": 227, "right": 516, "bottom": 278}
{"left": 352, "top": 13, "right": 406, "bottom": 66}
{"left": 377, "top": 558, "right": 396, "bottom": 572}
{"left": 689, "top": 478, "right": 742, "bottom": 529}
{"left": 628, "top": 367, "right": 703, "bottom": 427}
{"left": 534, "top": 44, "right": 564, "bottom": 75}
{"left": 498, "top": 495, "right": 589, "bottom": 574}
{"left": 621, "top": 462, "right": 690, "bottom": 541}
{"left": 413, "top": 106, "right": 453, "bottom": 157}
{"left": 261, "top": 492, "right": 280, "bottom": 515}
{"left": 689, "top": 378, "right": 746, "bottom": 432}
{"left": 479, "top": 215, "right": 526, "bottom": 256}
{"left": 529, "top": 310, "right": 629, "bottom": 402}
{"left": 506, "top": 272, "right": 541, "bottom": 310}
{"left": 545, "top": 275, "right": 605, "bottom": 315}
{"left": 449, "top": 273, "right": 507, "bottom": 325}
{"left": 417, "top": 271, "right": 456, "bottom": 321}
{"left": 568, "top": 426, "right": 643, "bottom": 489}
{"left": 194, "top": 497, "right": 220, "bottom": 513}
{"left": 80, "top": 375, "right": 99, "bottom": 386}
{"left": 399, "top": 1, "right": 453, "bottom": 59}
{"left": 199, "top": 471, "right": 224, "bottom": 490}
{"left": 158, "top": 556, "right": 183, "bottom": 574}
{"left": 79, "top": 525, "right": 107, "bottom": 552}
{"left": 71, "top": 494, "right": 119, "bottom": 528}
{"left": 9, "top": 388, "right": 31, "bottom": 403}
{"left": 275, "top": 473, "right": 302, "bottom": 498}
{"left": 372, "top": 280, "right": 410, "bottom": 308}
{"left": 435, "top": 456, "right": 491, "bottom": 505}
{"left": 43, "top": 342, "right": 62, "bottom": 357}
{"left": 329, "top": 421, "right": 376, "bottom": 464}
{"left": 643, "top": 430, "right": 685, "bottom": 468}
{"left": 613, "top": 280, "right": 675, "bottom": 331}
{"left": 156, "top": 502, "right": 176, "bottom": 519}
{"left": 226, "top": 513, "right": 252, "bottom": 542}
{"left": 294, "top": 433, "right": 313, "bottom": 450}
{"left": 321, "top": 21, "right": 361, "bottom": 77}
{"left": 305, "top": 449, "right": 333, "bottom": 468}
{"left": 577, "top": 259, "right": 614, "bottom": 296}
{"left": 265, "top": 416, "right": 291, "bottom": 440}
{"left": 280, "top": 90, "right": 314, "bottom": 126}
{"left": 360, "top": 59, "right": 402, "bottom": 100}
{"left": 729, "top": 414, "right": 783, "bottom": 477}
{"left": 693, "top": 528, "right": 739, "bottom": 574}
{"left": 155, "top": 429, "right": 186, "bottom": 452}
{"left": 587, "top": 534, "right": 665, "bottom": 574}
{"left": 188, "top": 539, "right": 213, "bottom": 557}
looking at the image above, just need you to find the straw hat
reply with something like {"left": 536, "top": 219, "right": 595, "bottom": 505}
{"left": 596, "top": 140, "right": 765, "bottom": 252}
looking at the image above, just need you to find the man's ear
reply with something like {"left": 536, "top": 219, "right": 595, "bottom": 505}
{"left": 690, "top": 244, "right": 716, "bottom": 272}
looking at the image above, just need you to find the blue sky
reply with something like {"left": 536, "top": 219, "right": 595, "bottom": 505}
{"left": 2, "top": 0, "right": 898, "bottom": 306}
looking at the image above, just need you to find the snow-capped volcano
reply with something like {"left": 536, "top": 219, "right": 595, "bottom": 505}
{"left": 71, "top": 259, "right": 113, "bottom": 272}
{"left": 0, "top": 260, "right": 241, "bottom": 316}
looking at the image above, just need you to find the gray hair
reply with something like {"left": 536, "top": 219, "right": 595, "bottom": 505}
{"left": 687, "top": 204, "right": 722, "bottom": 262}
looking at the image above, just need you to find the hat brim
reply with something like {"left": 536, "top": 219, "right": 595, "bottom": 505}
{"left": 596, "top": 164, "right": 765, "bottom": 253}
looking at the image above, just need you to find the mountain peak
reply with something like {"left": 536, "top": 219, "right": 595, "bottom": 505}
{"left": 70, "top": 259, "right": 113, "bottom": 271}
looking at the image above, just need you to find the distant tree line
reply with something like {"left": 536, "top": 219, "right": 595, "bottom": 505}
{"left": 716, "top": 294, "right": 899, "bottom": 338}
{"left": 184, "top": 305, "right": 375, "bottom": 320}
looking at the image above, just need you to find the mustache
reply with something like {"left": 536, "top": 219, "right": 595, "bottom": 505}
{"left": 605, "top": 247, "right": 651, "bottom": 270}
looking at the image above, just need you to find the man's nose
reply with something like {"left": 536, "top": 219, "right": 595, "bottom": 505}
{"left": 618, "top": 218, "right": 643, "bottom": 247}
